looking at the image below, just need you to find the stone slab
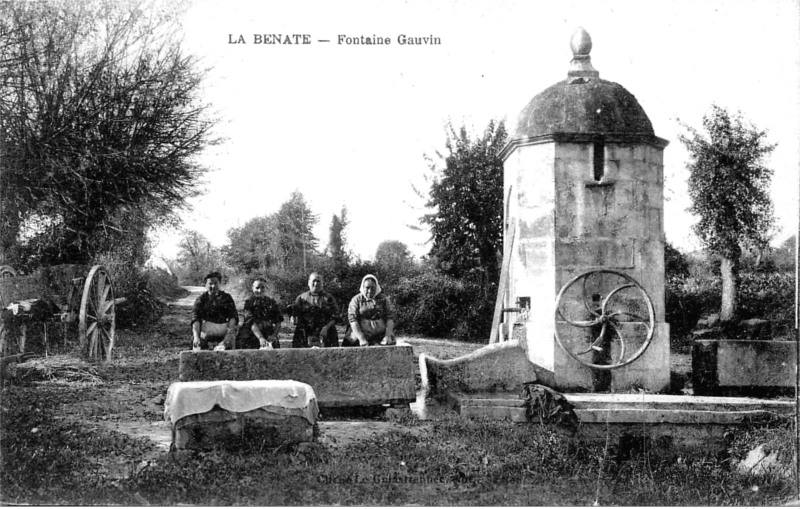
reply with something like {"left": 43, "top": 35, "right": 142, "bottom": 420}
{"left": 174, "top": 407, "right": 314, "bottom": 450}
{"left": 179, "top": 346, "right": 416, "bottom": 407}
{"left": 447, "top": 391, "right": 794, "bottom": 423}
{"left": 447, "top": 390, "right": 795, "bottom": 452}
{"left": 459, "top": 405, "right": 529, "bottom": 422}
{"left": 693, "top": 340, "right": 797, "bottom": 395}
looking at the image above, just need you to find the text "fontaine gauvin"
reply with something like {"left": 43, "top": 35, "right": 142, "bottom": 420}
{"left": 228, "top": 34, "right": 441, "bottom": 45}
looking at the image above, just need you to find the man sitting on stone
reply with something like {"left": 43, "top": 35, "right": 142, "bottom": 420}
{"left": 235, "top": 277, "right": 283, "bottom": 349}
{"left": 290, "top": 272, "right": 339, "bottom": 348}
{"left": 191, "top": 271, "right": 238, "bottom": 351}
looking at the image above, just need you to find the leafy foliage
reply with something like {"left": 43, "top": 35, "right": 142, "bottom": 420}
{"left": 174, "top": 229, "right": 224, "bottom": 285}
{"left": 326, "top": 206, "right": 350, "bottom": 269}
{"left": 680, "top": 105, "right": 776, "bottom": 259}
{"left": 374, "top": 240, "right": 416, "bottom": 284}
{"left": 392, "top": 272, "right": 493, "bottom": 341}
{"left": 0, "top": 0, "right": 216, "bottom": 268}
{"left": 666, "top": 268, "right": 795, "bottom": 350}
{"left": 223, "top": 191, "right": 318, "bottom": 277}
{"left": 679, "top": 105, "right": 776, "bottom": 321}
{"left": 224, "top": 216, "right": 278, "bottom": 273}
{"left": 665, "top": 242, "right": 690, "bottom": 279}
{"left": 421, "top": 120, "right": 507, "bottom": 287}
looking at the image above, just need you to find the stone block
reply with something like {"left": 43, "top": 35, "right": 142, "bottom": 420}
{"left": 165, "top": 380, "right": 319, "bottom": 450}
{"left": 179, "top": 346, "right": 416, "bottom": 407}
{"left": 692, "top": 340, "right": 797, "bottom": 395}
{"left": 420, "top": 340, "right": 539, "bottom": 396}
{"left": 173, "top": 408, "right": 314, "bottom": 450}
{"left": 555, "top": 239, "right": 635, "bottom": 269}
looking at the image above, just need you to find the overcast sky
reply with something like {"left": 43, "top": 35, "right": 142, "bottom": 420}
{"left": 151, "top": 0, "right": 800, "bottom": 262}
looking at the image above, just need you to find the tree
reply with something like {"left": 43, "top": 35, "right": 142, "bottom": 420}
{"left": 664, "top": 242, "right": 690, "bottom": 279}
{"left": 375, "top": 240, "right": 414, "bottom": 282}
{"left": 326, "top": 206, "right": 350, "bottom": 268}
{"left": 175, "top": 229, "right": 222, "bottom": 285}
{"left": 420, "top": 120, "right": 507, "bottom": 290}
{"left": 224, "top": 216, "right": 278, "bottom": 273}
{"left": 764, "top": 235, "right": 796, "bottom": 273}
{"left": 0, "top": 0, "right": 215, "bottom": 268}
{"left": 679, "top": 105, "right": 776, "bottom": 322}
{"left": 274, "top": 191, "right": 318, "bottom": 272}
{"left": 222, "top": 191, "right": 318, "bottom": 275}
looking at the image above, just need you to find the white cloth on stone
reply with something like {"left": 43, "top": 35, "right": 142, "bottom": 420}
{"left": 164, "top": 380, "right": 319, "bottom": 425}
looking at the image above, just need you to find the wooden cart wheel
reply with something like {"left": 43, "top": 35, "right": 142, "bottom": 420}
{"left": 79, "top": 265, "right": 116, "bottom": 363}
{"left": 0, "top": 265, "right": 17, "bottom": 278}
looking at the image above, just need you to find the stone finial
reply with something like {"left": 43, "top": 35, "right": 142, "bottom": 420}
{"left": 568, "top": 27, "right": 599, "bottom": 79}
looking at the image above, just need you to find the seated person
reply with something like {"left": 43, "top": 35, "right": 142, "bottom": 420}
{"left": 342, "top": 274, "right": 396, "bottom": 347}
{"left": 291, "top": 272, "right": 339, "bottom": 348}
{"left": 235, "top": 277, "right": 283, "bottom": 349}
{"left": 191, "top": 271, "right": 238, "bottom": 351}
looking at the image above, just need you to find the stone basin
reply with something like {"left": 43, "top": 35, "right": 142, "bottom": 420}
{"left": 692, "top": 339, "right": 797, "bottom": 396}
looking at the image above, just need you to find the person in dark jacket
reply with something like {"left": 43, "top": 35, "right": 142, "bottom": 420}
{"left": 235, "top": 277, "right": 283, "bottom": 349}
{"left": 191, "top": 271, "right": 238, "bottom": 351}
{"left": 290, "top": 272, "right": 339, "bottom": 348}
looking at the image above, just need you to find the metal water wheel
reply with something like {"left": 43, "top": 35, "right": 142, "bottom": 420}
{"left": 554, "top": 269, "right": 655, "bottom": 370}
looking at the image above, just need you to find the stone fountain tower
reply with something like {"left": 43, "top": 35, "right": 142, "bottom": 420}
{"left": 422, "top": 28, "right": 670, "bottom": 396}
{"left": 499, "top": 28, "right": 670, "bottom": 392}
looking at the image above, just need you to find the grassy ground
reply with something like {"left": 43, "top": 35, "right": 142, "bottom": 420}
{"left": 0, "top": 288, "right": 796, "bottom": 505}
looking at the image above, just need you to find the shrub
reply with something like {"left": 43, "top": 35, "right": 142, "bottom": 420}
{"left": 94, "top": 253, "right": 185, "bottom": 329}
{"left": 665, "top": 269, "right": 795, "bottom": 348}
{"left": 737, "top": 272, "right": 794, "bottom": 333}
{"left": 392, "top": 271, "right": 493, "bottom": 341}
{"left": 665, "top": 274, "right": 721, "bottom": 341}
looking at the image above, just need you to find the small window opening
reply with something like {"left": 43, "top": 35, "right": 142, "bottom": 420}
{"left": 593, "top": 141, "right": 605, "bottom": 182}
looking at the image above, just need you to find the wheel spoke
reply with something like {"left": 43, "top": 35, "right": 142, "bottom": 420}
{"left": 96, "top": 274, "right": 106, "bottom": 303}
{"left": 100, "top": 326, "right": 113, "bottom": 342}
{"left": 89, "top": 329, "right": 98, "bottom": 357}
{"left": 557, "top": 307, "right": 602, "bottom": 328}
{"left": 88, "top": 283, "right": 99, "bottom": 315}
{"left": 608, "top": 324, "right": 627, "bottom": 364}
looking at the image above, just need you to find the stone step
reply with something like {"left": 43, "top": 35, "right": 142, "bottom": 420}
{"left": 447, "top": 391, "right": 795, "bottom": 424}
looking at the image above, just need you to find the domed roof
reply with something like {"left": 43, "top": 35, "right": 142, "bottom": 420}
{"left": 515, "top": 78, "right": 654, "bottom": 138}
{"left": 513, "top": 28, "right": 655, "bottom": 140}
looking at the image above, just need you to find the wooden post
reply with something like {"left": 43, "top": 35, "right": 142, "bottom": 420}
{"left": 490, "top": 223, "right": 516, "bottom": 343}
{"left": 792, "top": 170, "right": 800, "bottom": 499}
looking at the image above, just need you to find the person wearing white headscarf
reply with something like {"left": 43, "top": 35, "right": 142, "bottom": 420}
{"left": 343, "top": 274, "right": 396, "bottom": 346}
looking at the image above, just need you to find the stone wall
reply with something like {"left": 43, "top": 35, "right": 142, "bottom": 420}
{"left": 179, "top": 346, "right": 417, "bottom": 407}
